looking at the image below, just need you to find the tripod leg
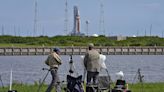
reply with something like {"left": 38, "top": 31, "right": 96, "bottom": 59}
{"left": 72, "top": 63, "right": 78, "bottom": 76}
{"left": 0, "top": 75, "right": 4, "bottom": 88}
{"left": 37, "top": 70, "right": 50, "bottom": 92}
{"left": 105, "top": 69, "right": 113, "bottom": 91}
{"left": 105, "top": 69, "right": 111, "bottom": 82}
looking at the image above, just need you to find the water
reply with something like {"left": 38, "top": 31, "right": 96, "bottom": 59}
{"left": 0, "top": 55, "right": 164, "bottom": 86}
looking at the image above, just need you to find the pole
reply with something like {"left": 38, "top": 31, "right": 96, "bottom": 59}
{"left": 9, "top": 66, "right": 13, "bottom": 91}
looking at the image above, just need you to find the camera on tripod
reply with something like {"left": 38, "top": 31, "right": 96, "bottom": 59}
{"left": 69, "top": 55, "right": 74, "bottom": 74}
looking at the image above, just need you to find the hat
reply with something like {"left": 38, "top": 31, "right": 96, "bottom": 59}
{"left": 88, "top": 43, "right": 94, "bottom": 48}
{"left": 116, "top": 71, "right": 124, "bottom": 79}
{"left": 53, "top": 48, "right": 60, "bottom": 52}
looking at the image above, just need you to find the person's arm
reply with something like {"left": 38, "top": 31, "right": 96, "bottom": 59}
{"left": 53, "top": 53, "right": 62, "bottom": 65}
{"left": 45, "top": 55, "right": 50, "bottom": 66}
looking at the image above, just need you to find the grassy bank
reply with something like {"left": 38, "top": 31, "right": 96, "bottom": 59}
{"left": 0, "top": 82, "right": 164, "bottom": 92}
{"left": 0, "top": 35, "right": 164, "bottom": 47}
{"left": 0, "top": 84, "right": 47, "bottom": 92}
{"left": 128, "top": 82, "right": 164, "bottom": 92}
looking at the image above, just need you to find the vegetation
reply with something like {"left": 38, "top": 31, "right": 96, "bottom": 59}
{"left": 0, "top": 83, "right": 47, "bottom": 92}
{"left": 0, "top": 82, "right": 164, "bottom": 92}
{"left": 0, "top": 35, "right": 164, "bottom": 47}
{"left": 128, "top": 82, "right": 164, "bottom": 92}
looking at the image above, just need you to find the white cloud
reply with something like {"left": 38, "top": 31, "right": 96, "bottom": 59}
{"left": 141, "top": 3, "right": 161, "bottom": 10}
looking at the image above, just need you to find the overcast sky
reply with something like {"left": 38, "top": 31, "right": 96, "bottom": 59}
{"left": 0, "top": 0, "right": 164, "bottom": 37}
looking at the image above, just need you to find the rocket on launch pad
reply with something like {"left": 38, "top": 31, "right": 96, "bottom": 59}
{"left": 71, "top": 6, "right": 84, "bottom": 36}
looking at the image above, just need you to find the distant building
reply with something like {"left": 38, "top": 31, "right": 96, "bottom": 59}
{"left": 108, "top": 35, "right": 127, "bottom": 41}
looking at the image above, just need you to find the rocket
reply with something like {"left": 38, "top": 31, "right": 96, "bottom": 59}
{"left": 73, "top": 6, "right": 80, "bottom": 35}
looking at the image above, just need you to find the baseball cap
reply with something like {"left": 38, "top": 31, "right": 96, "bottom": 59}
{"left": 53, "top": 47, "right": 60, "bottom": 52}
{"left": 88, "top": 43, "right": 94, "bottom": 48}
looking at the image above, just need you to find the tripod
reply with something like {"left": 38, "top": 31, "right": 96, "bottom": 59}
{"left": 37, "top": 68, "right": 50, "bottom": 92}
{"left": 69, "top": 55, "right": 78, "bottom": 76}
{"left": 132, "top": 68, "right": 144, "bottom": 92}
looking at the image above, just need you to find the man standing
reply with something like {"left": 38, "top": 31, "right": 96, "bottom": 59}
{"left": 45, "top": 48, "right": 62, "bottom": 92}
{"left": 84, "top": 43, "right": 100, "bottom": 84}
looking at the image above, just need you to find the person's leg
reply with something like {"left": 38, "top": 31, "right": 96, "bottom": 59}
{"left": 54, "top": 70, "right": 61, "bottom": 92}
{"left": 93, "top": 72, "right": 99, "bottom": 84}
{"left": 87, "top": 71, "right": 92, "bottom": 84}
{"left": 46, "top": 69, "right": 60, "bottom": 92}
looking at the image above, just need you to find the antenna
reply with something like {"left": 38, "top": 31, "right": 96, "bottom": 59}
{"left": 99, "top": 0, "right": 105, "bottom": 36}
{"left": 64, "top": 0, "right": 68, "bottom": 35}
{"left": 162, "top": 30, "right": 164, "bottom": 38}
{"left": 33, "top": 0, "right": 38, "bottom": 37}
{"left": 150, "top": 24, "right": 152, "bottom": 36}
{"left": 14, "top": 25, "right": 16, "bottom": 36}
{"left": 86, "top": 20, "right": 89, "bottom": 37}
{"left": 137, "top": 30, "right": 139, "bottom": 37}
{"left": 144, "top": 28, "right": 146, "bottom": 36}
{"left": 1, "top": 25, "right": 4, "bottom": 35}
{"left": 42, "top": 26, "right": 45, "bottom": 36}
{"left": 18, "top": 26, "right": 20, "bottom": 37}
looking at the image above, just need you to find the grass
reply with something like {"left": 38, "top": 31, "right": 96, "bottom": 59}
{"left": 0, "top": 43, "right": 45, "bottom": 48}
{"left": 0, "top": 84, "right": 47, "bottom": 92}
{"left": 0, "top": 35, "right": 164, "bottom": 47}
{"left": 128, "top": 82, "right": 164, "bottom": 92}
{"left": 0, "top": 82, "right": 164, "bottom": 92}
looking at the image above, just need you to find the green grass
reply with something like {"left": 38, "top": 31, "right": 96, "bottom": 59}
{"left": 0, "top": 43, "right": 34, "bottom": 47}
{"left": 0, "top": 84, "right": 47, "bottom": 92}
{"left": 129, "top": 82, "right": 164, "bottom": 92}
{"left": 0, "top": 43, "right": 42, "bottom": 47}
{"left": 0, "top": 82, "right": 164, "bottom": 92}
{"left": 0, "top": 35, "right": 164, "bottom": 47}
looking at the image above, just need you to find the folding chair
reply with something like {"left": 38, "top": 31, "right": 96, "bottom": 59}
{"left": 98, "top": 76, "right": 111, "bottom": 92}
{"left": 66, "top": 75, "right": 84, "bottom": 92}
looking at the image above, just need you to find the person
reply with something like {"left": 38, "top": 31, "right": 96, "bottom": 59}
{"left": 84, "top": 43, "right": 101, "bottom": 84}
{"left": 112, "top": 71, "right": 131, "bottom": 92}
{"left": 45, "top": 47, "right": 62, "bottom": 92}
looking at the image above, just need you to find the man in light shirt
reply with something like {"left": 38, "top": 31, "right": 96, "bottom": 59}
{"left": 84, "top": 43, "right": 101, "bottom": 84}
{"left": 45, "top": 48, "right": 62, "bottom": 92}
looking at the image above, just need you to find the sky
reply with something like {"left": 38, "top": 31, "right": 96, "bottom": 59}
{"left": 0, "top": 0, "right": 164, "bottom": 37}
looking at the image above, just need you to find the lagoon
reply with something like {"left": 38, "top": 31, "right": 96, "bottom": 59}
{"left": 0, "top": 55, "right": 164, "bottom": 86}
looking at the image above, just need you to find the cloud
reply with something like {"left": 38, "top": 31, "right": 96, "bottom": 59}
{"left": 141, "top": 3, "right": 161, "bottom": 10}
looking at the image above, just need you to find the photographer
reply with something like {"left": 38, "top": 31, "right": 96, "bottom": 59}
{"left": 84, "top": 43, "right": 101, "bottom": 84}
{"left": 45, "top": 48, "right": 62, "bottom": 92}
